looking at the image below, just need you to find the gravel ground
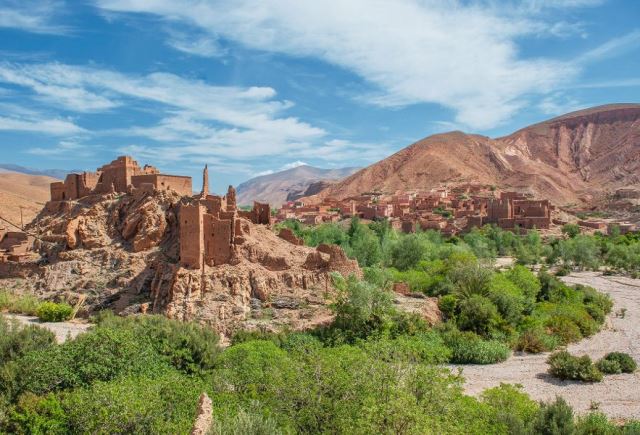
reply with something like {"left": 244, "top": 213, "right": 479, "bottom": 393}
{"left": 456, "top": 271, "right": 640, "bottom": 419}
{"left": 4, "top": 314, "right": 91, "bottom": 343}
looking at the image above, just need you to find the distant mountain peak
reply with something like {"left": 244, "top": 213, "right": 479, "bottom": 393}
{"left": 236, "top": 164, "right": 360, "bottom": 207}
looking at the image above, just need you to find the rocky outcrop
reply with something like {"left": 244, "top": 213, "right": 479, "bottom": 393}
{"left": 10, "top": 188, "right": 360, "bottom": 338}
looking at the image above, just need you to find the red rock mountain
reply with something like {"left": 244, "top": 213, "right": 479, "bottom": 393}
{"left": 315, "top": 104, "right": 640, "bottom": 206}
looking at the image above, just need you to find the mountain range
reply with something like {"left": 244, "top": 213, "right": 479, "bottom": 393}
{"left": 236, "top": 165, "right": 360, "bottom": 206}
{"left": 311, "top": 104, "right": 640, "bottom": 206}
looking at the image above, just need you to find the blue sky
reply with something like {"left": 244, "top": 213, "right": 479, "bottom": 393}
{"left": 0, "top": 0, "right": 639, "bottom": 193}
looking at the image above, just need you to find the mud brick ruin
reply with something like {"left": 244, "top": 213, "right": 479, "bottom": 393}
{"left": 0, "top": 225, "right": 33, "bottom": 263}
{"left": 179, "top": 165, "right": 272, "bottom": 269}
{"left": 49, "top": 155, "right": 192, "bottom": 202}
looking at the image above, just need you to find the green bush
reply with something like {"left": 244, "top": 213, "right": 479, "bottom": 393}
{"left": 36, "top": 302, "right": 73, "bottom": 323}
{"left": 442, "top": 329, "right": 510, "bottom": 364}
{"left": 481, "top": 384, "right": 538, "bottom": 434}
{"left": 532, "top": 396, "right": 575, "bottom": 435}
{"left": 211, "top": 404, "right": 283, "bottom": 435}
{"left": 598, "top": 352, "right": 637, "bottom": 374}
{"left": 515, "top": 326, "right": 560, "bottom": 353}
{"left": 547, "top": 351, "right": 603, "bottom": 382}
{"left": 60, "top": 372, "right": 206, "bottom": 434}
{"left": 93, "top": 313, "right": 221, "bottom": 374}
{"left": 595, "top": 358, "right": 622, "bottom": 375}
{"left": 576, "top": 412, "right": 619, "bottom": 435}
{"left": 456, "top": 295, "right": 499, "bottom": 337}
{"left": 545, "top": 315, "right": 583, "bottom": 345}
{"left": 4, "top": 393, "right": 67, "bottom": 435}
{"left": 0, "top": 316, "right": 56, "bottom": 363}
{"left": 438, "top": 294, "right": 457, "bottom": 320}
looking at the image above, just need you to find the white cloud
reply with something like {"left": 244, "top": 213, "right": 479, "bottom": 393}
{"left": 0, "top": 62, "right": 327, "bottom": 159}
{"left": 0, "top": 0, "right": 69, "bottom": 34}
{"left": 95, "top": 0, "right": 587, "bottom": 129}
{"left": 577, "top": 30, "right": 640, "bottom": 64}
{"left": 166, "top": 30, "right": 226, "bottom": 57}
{"left": 0, "top": 116, "right": 84, "bottom": 135}
{"left": 280, "top": 161, "right": 308, "bottom": 170}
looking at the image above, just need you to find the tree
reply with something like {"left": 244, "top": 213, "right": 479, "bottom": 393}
{"left": 562, "top": 224, "right": 580, "bottom": 239}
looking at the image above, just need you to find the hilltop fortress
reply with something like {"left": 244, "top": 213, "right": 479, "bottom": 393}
{"left": 0, "top": 156, "right": 361, "bottom": 336}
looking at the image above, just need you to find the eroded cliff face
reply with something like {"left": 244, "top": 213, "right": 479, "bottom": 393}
{"left": 6, "top": 189, "right": 360, "bottom": 337}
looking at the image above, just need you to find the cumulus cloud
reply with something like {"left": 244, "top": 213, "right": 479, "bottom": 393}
{"left": 94, "top": 0, "right": 587, "bottom": 129}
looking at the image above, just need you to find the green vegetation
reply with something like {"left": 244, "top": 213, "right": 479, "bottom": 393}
{"left": 0, "top": 291, "right": 41, "bottom": 316}
{"left": 1, "top": 291, "right": 75, "bottom": 323}
{"left": 548, "top": 351, "right": 637, "bottom": 382}
{"left": 547, "top": 351, "right": 603, "bottom": 382}
{"left": 0, "top": 219, "right": 636, "bottom": 432}
{"left": 1, "top": 311, "right": 637, "bottom": 434}
{"left": 597, "top": 352, "right": 637, "bottom": 374}
{"left": 276, "top": 218, "right": 617, "bottom": 361}
{"left": 36, "top": 302, "right": 74, "bottom": 322}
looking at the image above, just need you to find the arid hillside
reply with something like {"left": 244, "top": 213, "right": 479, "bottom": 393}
{"left": 236, "top": 164, "right": 359, "bottom": 207}
{"left": 0, "top": 169, "right": 58, "bottom": 227}
{"left": 315, "top": 104, "right": 640, "bottom": 206}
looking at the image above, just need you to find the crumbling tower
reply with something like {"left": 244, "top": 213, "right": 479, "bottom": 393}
{"left": 226, "top": 185, "right": 237, "bottom": 212}
{"left": 201, "top": 164, "right": 209, "bottom": 198}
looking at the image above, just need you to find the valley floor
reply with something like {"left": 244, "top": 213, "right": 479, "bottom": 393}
{"left": 457, "top": 271, "right": 640, "bottom": 420}
{"left": 4, "top": 314, "right": 90, "bottom": 343}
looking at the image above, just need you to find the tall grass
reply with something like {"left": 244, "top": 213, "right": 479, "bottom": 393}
{"left": 0, "top": 290, "right": 42, "bottom": 316}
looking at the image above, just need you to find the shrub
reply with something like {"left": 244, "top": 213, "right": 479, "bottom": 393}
{"left": 562, "top": 223, "right": 581, "bottom": 238}
{"left": 0, "top": 316, "right": 56, "bottom": 363}
{"left": 389, "top": 235, "right": 423, "bottom": 271}
{"left": 438, "top": 294, "right": 457, "bottom": 320}
{"left": 36, "top": 302, "right": 73, "bottom": 322}
{"left": 4, "top": 393, "right": 68, "bottom": 435}
{"left": 545, "top": 316, "right": 583, "bottom": 345}
{"left": 515, "top": 327, "right": 560, "bottom": 353}
{"left": 211, "top": 404, "right": 283, "bottom": 435}
{"left": 456, "top": 295, "right": 499, "bottom": 337}
{"left": 93, "top": 313, "right": 221, "bottom": 374}
{"left": 547, "top": 351, "right": 603, "bottom": 382}
{"left": 442, "top": 329, "right": 510, "bottom": 364}
{"left": 481, "top": 384, "right": 539, "bottom": 434}
{"left": 359, "top": 332, "right": 451, "bottom": 365}
{"left": 595, "top": 358, "right": 622, "bottom": 375}
{"left": 61, "top": 372, "right": 206, "bottom": 434}
{"left": 576, "top": 412, "right": 619, "bottom": 435}
{"left": 532, "top": 396, "right": 575, "bottom": 435}
{"left": 598, "top": 352, "right": 637, "bottom": 374}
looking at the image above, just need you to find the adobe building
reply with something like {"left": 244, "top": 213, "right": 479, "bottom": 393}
{"left": 179, "top": 165, "right": 271, "bottom": 269}
{"left": 0, "top": 226, "right": 33, "bottom": 263}
{"left": 50, "top": 156, "right": 192, "bottom": 201}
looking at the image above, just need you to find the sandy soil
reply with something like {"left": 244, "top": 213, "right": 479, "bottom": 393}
{"left": 456, "top": 271, "right": 640, "bottom": 419}
{"left": 4, "top": 314, "right": 91, "bottom": 343}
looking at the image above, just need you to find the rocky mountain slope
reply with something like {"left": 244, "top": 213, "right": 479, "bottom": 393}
{"left": 0, "top": 169, "right": 58, "bottom": 227}
{"left": 236, "top": 165, "right": 359, "bottom": 206}
{"left": 2, "top": 189, "right": 364, "bottom": 338}
{"left": 314, "top": 104, "right": 640, "bottom": 206}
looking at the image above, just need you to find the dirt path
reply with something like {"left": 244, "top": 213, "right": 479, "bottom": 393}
{"left": 3, "top": 314, "right": 91, "bottom": 343}
{"left": 456, "top": 271, "right": 640, "bottom": 419}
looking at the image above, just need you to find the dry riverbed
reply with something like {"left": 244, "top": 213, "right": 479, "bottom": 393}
{"left": 3, "top": 314, "right": 91, "bottom": 343}
{"left": 456, "top": 271, "right": 640, "bottom": 419}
